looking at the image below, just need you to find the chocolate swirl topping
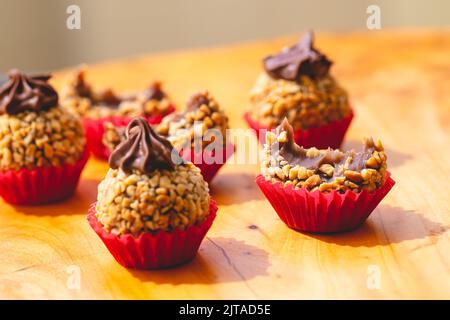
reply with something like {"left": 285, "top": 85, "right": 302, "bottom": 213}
{"left": 263, "top": 31, "right": 332, "bottom": 81}
{"left": 109, "top": 117, "right": 180, "bottom": 174}
{"left": 0, "top": 69, "right": 59, "bottom": 115}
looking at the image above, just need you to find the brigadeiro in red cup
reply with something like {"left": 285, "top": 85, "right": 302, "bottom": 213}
{"left": 245, "top": 31, "right": 353, "bottom": 149}
{"left": 60, "top": 68, "right": 175, "bottom": 159}
{"left": 256, "top": 119, "right": 395, "bottom": 233}
{"left": 88, "top": 118, "right": 217, "bottom": 269}
{"left": 102, "top": 91, "right": 234, "bottom": 183}
{"left": 0, "top": 70, "right": 88, "bottom": 205}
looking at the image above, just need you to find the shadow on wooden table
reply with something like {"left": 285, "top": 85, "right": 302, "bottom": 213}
{"left": 209, "top": 172, "right": 264, "bottom": 205}
{"left": 342, "top": 139, "right": 413, "bottom": 168}
{"left": 128, "top": 237, "right": 270, "bottom": 285}
{"left": 12, "top": 178, "right": 100, "bottom": 217}
{"left": 307, "top": 205, "right": 448, "bottom": 247}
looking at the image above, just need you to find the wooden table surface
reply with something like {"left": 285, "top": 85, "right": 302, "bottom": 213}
{"left": 0, "top": 29, "right": 449, "bottom": 299}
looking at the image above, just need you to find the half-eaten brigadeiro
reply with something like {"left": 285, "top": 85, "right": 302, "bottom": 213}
{"left": 256, "top": 118, "right": 395, "bottom": 233}
{"left": 261, "top": 119, "right": 387, "bottom": 193}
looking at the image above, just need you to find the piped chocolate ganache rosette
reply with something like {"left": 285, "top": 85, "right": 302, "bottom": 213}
{"left": 103, "top": 91, "right": 234, "bottom": 183}
{"left": 256, "top": 119, "right": 395, "bottom": 233}
{"left": 245, "top": 31, "right": 353, "bottom": 149}
{"left": 60, "top": 68, "right": 175, "bottom": 159}
{"left": 88, "top": 117, "right": 217, "bottom": 269}
{"left": 0, "top": 70, "right": 88, "bottom": 205}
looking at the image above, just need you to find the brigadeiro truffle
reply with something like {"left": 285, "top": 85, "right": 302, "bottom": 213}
{"left": 60, "top": 68, "right": 175, "bottom": 159}
{"left": 0, "top": 69, "right": 88, "bottom": 205}
{"left": 245, "top": 31, "right": 354, "bottom": 149}
{"left": 103, "top": 91, "right": 235, "bottom": 183}
{"left": 87, "top": 117, "right": 217, "bottom": 269}
{"left": 255, "top": 119, "right": 395, "bottom": 233}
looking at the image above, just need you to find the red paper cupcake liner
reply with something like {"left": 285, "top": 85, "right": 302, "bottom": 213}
{"left": 244, "top": 110, "right": 354, "bottom": 149}
{"left": 87, "top": 199, "right": 218, "bottom": 269}
{"left": 83, "top": 105, "right": 175, "bottom": 160}
{"left": 256, "top": 171, "right": 395, "bottom": 233}
{"left": 179, "top": 143, "right": 235, "bottom": 183}
{"left": 0, "top": 148, "right": 89, "bottom": 205}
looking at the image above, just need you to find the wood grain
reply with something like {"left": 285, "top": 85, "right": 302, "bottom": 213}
{"left": 0, "top": 29, "right": 449, "bottom": 299}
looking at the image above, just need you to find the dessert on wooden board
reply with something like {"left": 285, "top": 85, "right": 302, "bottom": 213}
{"left": 256, "top": 119, "right": 395, "bottom": 233}
{"left": 0, "top": 30, "right": 398, "bottom": 277}
{"left": 87, "top": 118, "right": 217, "bottom": 269}
{"left": 103, "top": 91, "right": 235, "bottom": 183}
{"left": 245, "top": 31, "right": 353, "bottom": 149}
{"left": 0, "top": 69, "right": 88, "bottom": 205}
{"left": 60, "top": 68, "right": 175, "bottom": 159}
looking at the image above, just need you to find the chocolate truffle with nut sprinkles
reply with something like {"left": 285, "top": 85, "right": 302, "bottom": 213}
{"left": 95, "top": 118, "right": 212, "bottom": 236}
{"left": 156, "top": 91, "right": 229, "bottom": 149}
{"left": 246, "top": 31, "right": 354, "bottom": 149}
{"left": 89, "top": 117, "right": 217, "bottom": 269}
{"left": 60, "top": 69, "right": 174, "bottom": 119}
{"left": 102, "top": 91, "right": 234, "bottom": 183}
{"left": 256, "top": 119, "right": 395, "bottom": 233}
{"left": 0, "top": 69, "right": 88, "bottom": 205}
{"left": 59, "top": 68, "right": 175, "bottom": 160}
{"left": 102, "top": 91, "right": 230, "bottom": 153}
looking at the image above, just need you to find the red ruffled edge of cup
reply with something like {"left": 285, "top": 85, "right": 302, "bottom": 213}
{"left": 87, "top": 198, "right": 218, "bottom": 269}
{"left": 244, "top": 110, "right": 354, "bottom": 149}
{"left": 256, "top": 171, "right": 395, "bottom": 233}
{"left": 179, "top": 143, "right": 235, "bottom": 183}
{"left": 82, "top": 105, "right": 175, "bottom": 160}
{"left": 0, "top": 148, "right": 90, "bottom": 205}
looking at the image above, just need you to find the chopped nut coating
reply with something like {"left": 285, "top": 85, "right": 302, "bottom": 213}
{"left": 95, "top": 163, "right": 210, "bottom": 236}
{"left": 249, "top": 73, "right": 351, "bottom": 129}
{"left": 0, "top": 107, "right": 85, "bottom": 171}
{"left": 261, "top": 123, "right": 388, "bottom": 193}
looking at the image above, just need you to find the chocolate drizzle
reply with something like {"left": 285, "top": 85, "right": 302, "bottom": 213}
{"left": 263, "top": 31, "right": 332, "bottom": 81}
{"left": 109, "top": 118, "right": 180, "bottom": 174}
{"left": 0, "top": 69, "right": 59, "bottom": 115}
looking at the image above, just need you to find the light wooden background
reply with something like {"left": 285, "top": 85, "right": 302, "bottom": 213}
{"left": 0, "top": 29, "right": 449, "bottom": 299}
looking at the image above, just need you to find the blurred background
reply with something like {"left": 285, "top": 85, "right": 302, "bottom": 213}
{"left": 0, "top": 0, "right": 449, "bottom": 73}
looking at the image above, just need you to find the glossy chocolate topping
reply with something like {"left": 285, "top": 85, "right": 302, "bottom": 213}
{"left": 273, "top": 119, "right": 374, "bottom": 176}
{"left": 109, "top": 117, "right": 179, "bottom": 174}
{"left": 0, "top": 69, "right": 58, "bottom": 115}
{"left": 274, "top": 119, "right": 344, "bottom": 169}
{"left": 263, "top": 31, "right": 332, "bottom": 81}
